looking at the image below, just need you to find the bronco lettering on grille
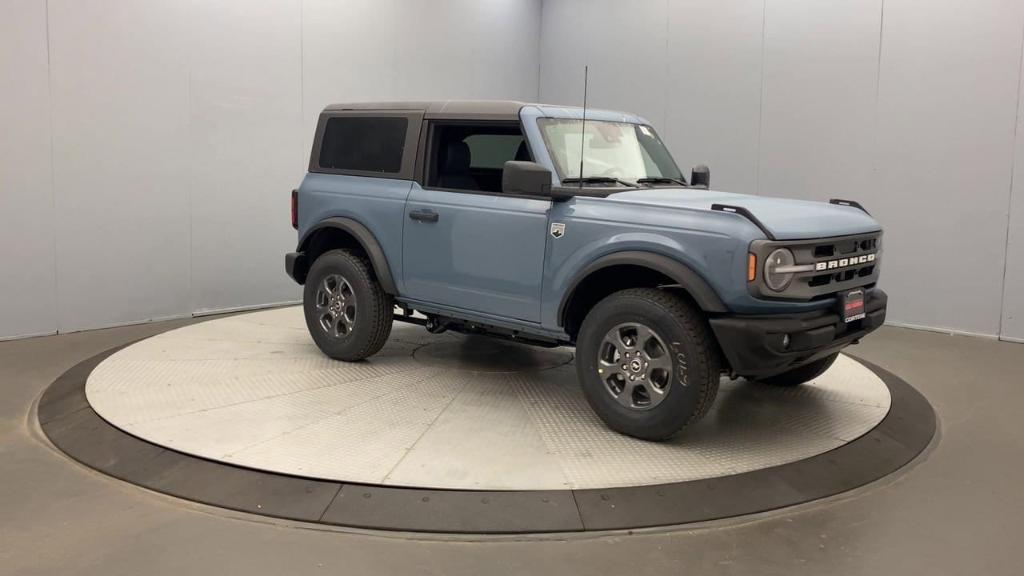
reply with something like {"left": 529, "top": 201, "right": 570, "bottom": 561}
{"left": 815, "top": 253, "right": 876, "bottom": 271}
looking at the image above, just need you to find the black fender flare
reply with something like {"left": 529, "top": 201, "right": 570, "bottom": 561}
{"left": 558, "top": 251, "right": 728, "bottom": 326}
{"left": 297, "top": 217, "right": 397, "bottom": 295}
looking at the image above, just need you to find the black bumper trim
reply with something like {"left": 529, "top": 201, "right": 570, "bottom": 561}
{"left": 709, "top": 289, "right": 888, "bottom": 378}
{"left": 285, "top": 252, "right": 309, "bottom": 285}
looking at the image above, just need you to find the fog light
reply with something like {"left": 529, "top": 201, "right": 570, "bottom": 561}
{"left": 782, "top": 334, "right": 791, "bottom": 349}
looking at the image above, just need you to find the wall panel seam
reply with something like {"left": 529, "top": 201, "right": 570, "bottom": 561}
{"left": 187, "top": 26, "right": 195, "bottom": 314}
{"left": 871, "top": 0, "right": 885, "bottom": 187}
{"left": 997, "top": 15, "right": 1024, "bottom": 337}
{"left": 45, "top": 0, "right": 60, "bottom": 333}
{"left": 754, "top": 0, "right": 767, "bottom": 196}
{"left": 535, "top": 0, "right": 543, "bottom": 102}
{"left": 662, "top": 0, "right": 670, "bottom": 134}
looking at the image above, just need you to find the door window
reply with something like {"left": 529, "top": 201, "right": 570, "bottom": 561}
{"left": 428, "top": 124, "right": 531, "bottom": 192}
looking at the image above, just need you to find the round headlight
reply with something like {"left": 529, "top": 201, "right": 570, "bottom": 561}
{"left": 764, "top": 248, "right": 796, "bottom": 292}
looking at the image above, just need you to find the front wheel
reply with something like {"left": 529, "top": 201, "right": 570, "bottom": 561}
{"left": 303, "top": 249, "right": 393, "bottom": 361}
{"left": 754, "top": 353, "right": 838, "bottom": 387}
{"left": 575, "top": 288, "right": 722, "bottom": 441}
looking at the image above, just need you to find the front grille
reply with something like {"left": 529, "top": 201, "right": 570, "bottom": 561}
{"left": 750, "top": 232, "right": 882, "bottom": 300}
{"left": 814, "top": 236, "right": 878, "bottom": 258}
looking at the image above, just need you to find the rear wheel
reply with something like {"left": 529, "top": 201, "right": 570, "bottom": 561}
{"left": 755, "top": 353, "right": 838, "bottom": 387}
{"left": 303, "top": 249, "right": 393, "bottom": 361}
{"left": 575, "top": 288, "right": 721, "bottom": 441}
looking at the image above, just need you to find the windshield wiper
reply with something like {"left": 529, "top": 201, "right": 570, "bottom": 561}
{"left": 636, "top": 177, "right": 689, "bottom": 187}
{"left": 561, "top": 176, "right": 638, "bottom": 188}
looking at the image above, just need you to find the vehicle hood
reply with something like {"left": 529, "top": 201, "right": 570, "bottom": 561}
{"left": 609, "top": 188, "right": 881, "bottom": 240}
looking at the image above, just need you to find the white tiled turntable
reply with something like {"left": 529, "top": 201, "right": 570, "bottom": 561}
{"left": 86, "top": 306, "right": 891, "bottom": 491}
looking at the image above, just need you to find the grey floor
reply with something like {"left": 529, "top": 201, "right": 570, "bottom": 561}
{"left": 1, "top": 318, "right": 1021, "bottom": 576}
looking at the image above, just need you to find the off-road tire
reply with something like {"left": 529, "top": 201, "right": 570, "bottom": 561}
{"left": 575, "top": 288, "right": 722, "bottom": 441}
{"left": 303, "top": 249, "right": 393, "bottom": 361}
{"left": 755, "top": 353, "right": 838, "bottom": 387}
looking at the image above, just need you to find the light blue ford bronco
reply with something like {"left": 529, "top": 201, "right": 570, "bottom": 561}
{"left": 285, "top": 100, "right": 886, "bottom": 440}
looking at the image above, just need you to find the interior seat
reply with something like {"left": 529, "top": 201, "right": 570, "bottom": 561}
{"left": 437, "top": 141, "right": 477, "bottom": 190}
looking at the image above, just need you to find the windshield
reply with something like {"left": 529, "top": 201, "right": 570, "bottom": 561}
{"left": 537, "top": 118, "right": 684, "bottom": 184}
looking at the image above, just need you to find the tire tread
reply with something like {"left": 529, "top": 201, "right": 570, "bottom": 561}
{"left": 577, "top": 287, "right": 722, "bottom": 440}
{"left": 615, "top": 288, "right": 721, "bottom": 427}
{"left": 304, "top": 249, "right": 392, "bottom": 361}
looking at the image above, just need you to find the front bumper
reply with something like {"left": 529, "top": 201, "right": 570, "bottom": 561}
{"left": 708, "top": 289, "right": 887, "bottom": 378}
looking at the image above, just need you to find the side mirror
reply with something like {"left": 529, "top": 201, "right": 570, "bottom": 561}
{"left": 503, "top": 161, "right": 552, "bottom": 196}
{"left": 690, "top": 165, "right": 710, "bottom": 189}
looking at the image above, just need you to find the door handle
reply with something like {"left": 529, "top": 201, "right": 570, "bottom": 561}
{"left": 408, "top": 209, "right": 439, "bottom": 223}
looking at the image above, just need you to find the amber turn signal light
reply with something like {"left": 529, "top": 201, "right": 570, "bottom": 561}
{"left": 747, "top": 253, "right": 757, "bottom": 282}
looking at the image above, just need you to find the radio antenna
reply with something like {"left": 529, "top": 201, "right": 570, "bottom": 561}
{"left": 577, "top": 65, "right": 588, "bottom": 190}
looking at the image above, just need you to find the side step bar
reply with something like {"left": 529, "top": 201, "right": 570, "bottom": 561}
{"left": 393, "top": 312, "right": 562, "bottom": 348}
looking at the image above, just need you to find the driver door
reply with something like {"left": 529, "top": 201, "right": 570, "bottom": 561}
{"left": 402, "top": 122, "right": 549, "bottom": 322}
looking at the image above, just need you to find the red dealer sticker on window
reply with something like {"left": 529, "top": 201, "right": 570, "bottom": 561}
{"left": 841, "top": 288, "right": 866, "bottom": 323}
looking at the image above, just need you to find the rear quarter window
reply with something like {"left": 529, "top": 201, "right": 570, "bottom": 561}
{"left": 317, "top": 116, "right": 408, "bottom": 173}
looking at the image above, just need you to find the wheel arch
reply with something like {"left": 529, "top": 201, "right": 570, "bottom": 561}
{"left": 558, "top": 251, "right": 727, "bottom": 340}
{"left": 297, "top": 217, "right": 397, "bottom": 294}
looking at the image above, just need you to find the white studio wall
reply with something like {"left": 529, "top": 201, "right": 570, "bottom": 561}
{"left": 48, "top": 0, "right": 194, "bottom": 333}
{"left": 0, "top": 0, "right": 543, "bottom": 340}
{"left": 872, "top": 0, "right": 1023, "bottom": 338}
{"left": 3, "top": 0, "right": 1023, "bottom": 342}
{"left": 187, "top": 0, "right": 303, "bottom": 317}
{"left": 0, "top": 0, "right": 57, "bottom": 340}
{"left": 540, "top": 0, "right": 1024, "bottom": 340}
{"left": 302, "top": 0, "right": 541, "bottom": 150}
{"left": 540, "top": 0, "right": 766, "bottom": 194}
{"left": 757, "top": 0, "right": 882, "bottom": 203}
